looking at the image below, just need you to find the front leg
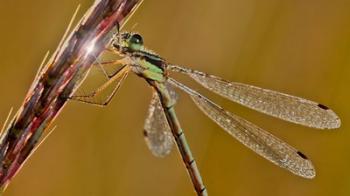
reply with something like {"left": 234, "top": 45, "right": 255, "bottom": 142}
{"left": 69, "top": 64, "right": 131, "bottom": 107}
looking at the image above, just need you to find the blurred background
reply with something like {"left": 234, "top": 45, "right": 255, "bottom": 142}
{"left": 0, "top": 0, "right": 349, "bottom": 195}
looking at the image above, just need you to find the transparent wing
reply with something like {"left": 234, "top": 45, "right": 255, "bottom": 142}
{"left": 169, "top": 65, "right": 340, "bottom": 129}
{"left": 169, "top": 78, "right": 315, "bottom": 178}
{"left": 143, "top": 91, "right": 174, "bottom": 157}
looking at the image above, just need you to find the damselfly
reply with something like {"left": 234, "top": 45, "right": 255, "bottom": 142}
{"left": 71, "top": 31, "right": 341, "bottom": 196}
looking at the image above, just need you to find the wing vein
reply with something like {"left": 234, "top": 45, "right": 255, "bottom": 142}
{"left": 169, "top": 65, "right": 340, "bottom": 129}
{"left": 168, "top": 77, "right": 316, "bottom": 178}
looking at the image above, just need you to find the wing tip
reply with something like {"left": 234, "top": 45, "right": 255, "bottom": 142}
{"left": 308, "top": 104, "right": 341, "bottom": 129}
{"left": 282, "top": 150, "right": 316, "bottom": 179}
{"left": 303, "top": 162, "right": 316, "bottom": 179}
{"left": 303, "top": 169, "right": 316, "bottom": 179}
{"left": 295, "top": 159, "right": 316, "bottom": 179}
{"left": 296, "top": 151, "right": 316, "bottom": 179}
{"left": 323, "top": 109, "right": 341, "bottom": 129}
{"left": 330, "top": 117, "right": 341, "bottom": 129}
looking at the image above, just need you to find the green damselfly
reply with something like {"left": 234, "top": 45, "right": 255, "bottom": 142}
{"left": 71, "top": 31, "right": 341, "bottom": 196}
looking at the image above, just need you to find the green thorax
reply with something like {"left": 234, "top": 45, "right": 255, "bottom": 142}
{"left": 133, "top": 51, "right": 167, "bottom": 82}
{"left": 113, "top": 32, "right": 167, "bottom": 82}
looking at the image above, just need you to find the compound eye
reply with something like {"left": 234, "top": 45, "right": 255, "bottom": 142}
{"left": 130, "top": 33, "right": 143, "bottom": 45}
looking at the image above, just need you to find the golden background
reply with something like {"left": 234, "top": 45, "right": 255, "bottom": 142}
{"left": 0, "top": 0, "right": 349, "bottom": 195}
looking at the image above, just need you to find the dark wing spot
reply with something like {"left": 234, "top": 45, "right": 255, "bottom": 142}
{"left": 297, "top": 151, "right": 308, "bottom": 160}
{"left": 318, "top": 103, "right": 329, "bottom": 110}
{"left": 143, "top": 129, "right": 148, "bottom": 137}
